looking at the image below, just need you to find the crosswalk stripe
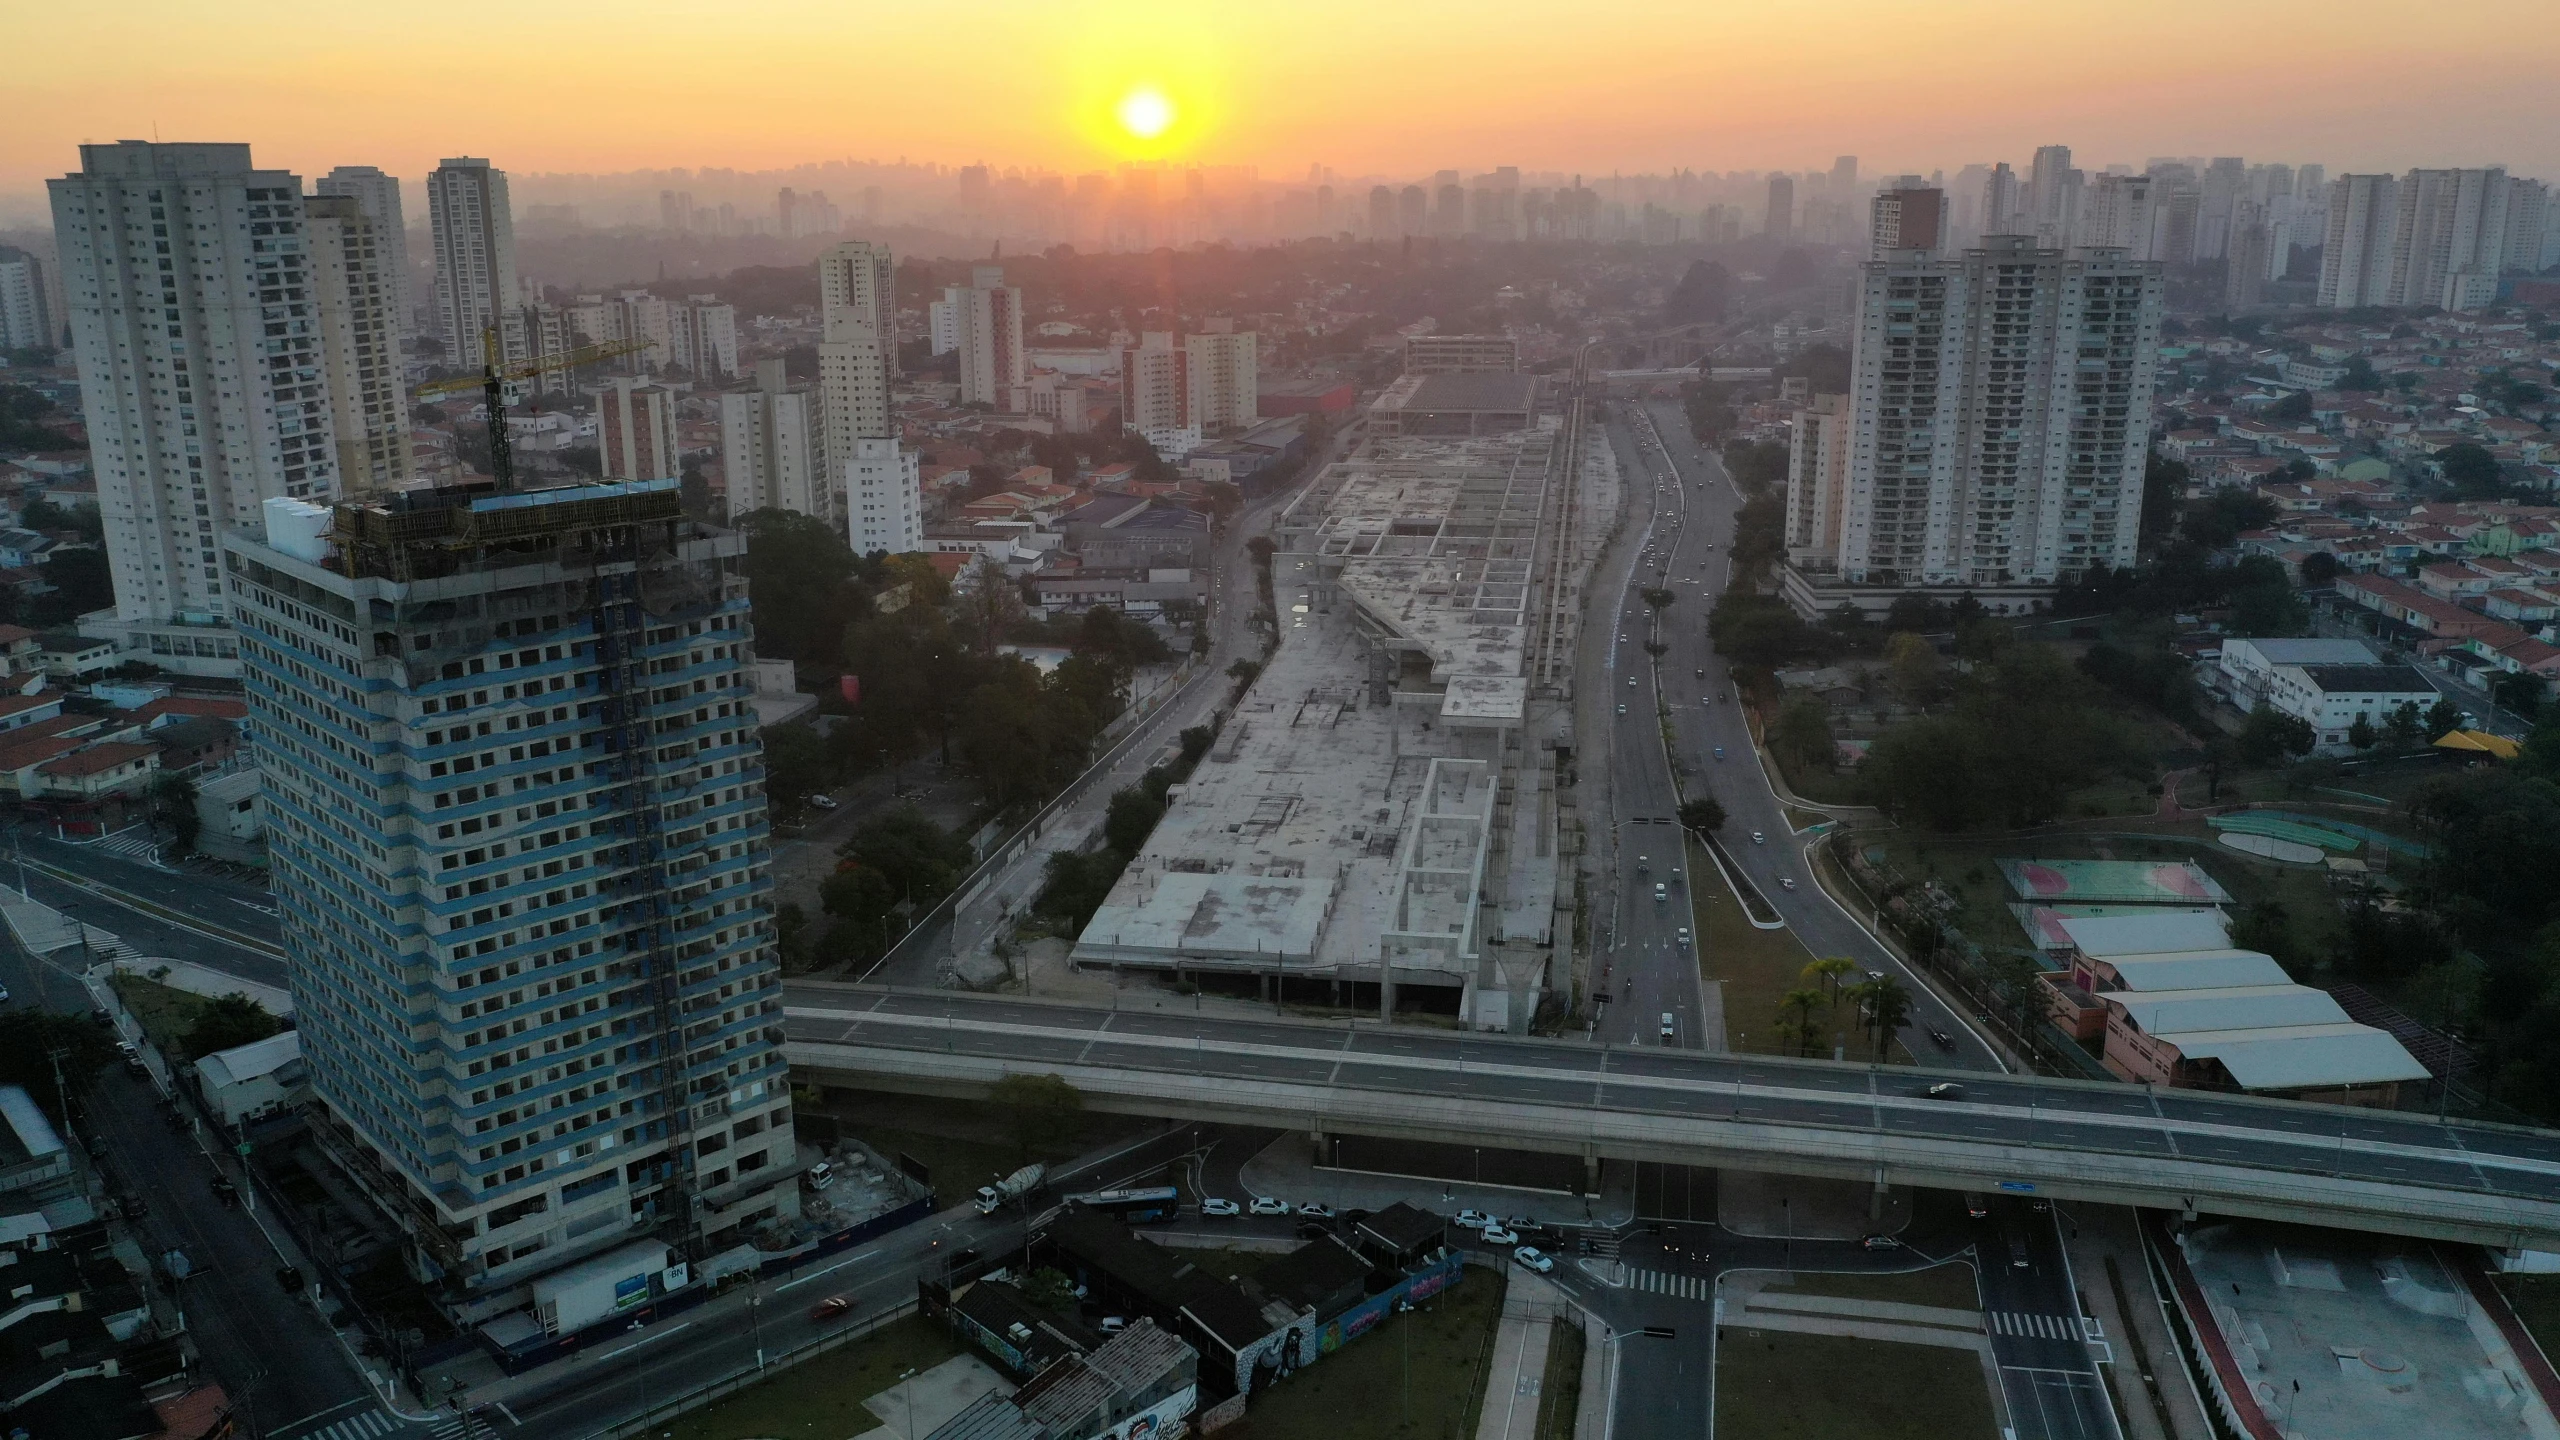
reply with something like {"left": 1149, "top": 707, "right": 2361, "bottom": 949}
{"left": 1991, "top": 1311, "right": 2085, "bottom": 1340}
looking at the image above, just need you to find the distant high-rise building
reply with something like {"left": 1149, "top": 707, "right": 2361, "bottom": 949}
{"left": 1765, "top": 174, "right": 1795, "bottom": 239}
{"left": 2225, "top": 203, "right": 2272, "bottom": 310}
{"left": 598, "top": 377, "right": 681, "bottom": 482}
{"left": 427, "top": 158, "right": 520, "bottom": 370}
{"left": 659, "top": 189, "right": 693, "bottom": 232}
{"left": 845, "top": 438, "right": 921, "bottom": 556}
{"left": 669, "top": 297, "right": 738, "bottom": 379}
{"left": 230, "top": 476, "right": 790, "bottom": 1327}
{"left": 926, "top": 298, "right": 958, "bottom": 355}
{"left": 2196, "top": 157, "right": 2247, "bottom": 261}
{"left": 2389, "top": 168, "right": 2510, "bottom": 311}
{"left": 721, "top": 358, "right": 825, "bottom": 518}
{"left": 1368, "top": 186, "right": 1395, "bottom": 236}
{"left": 1783, "top": 393, "right": 1850, "bottom": 571}
{"left": 1188, "top": 319, "right": 1258, "bottom": 435}
{"left": 303, "top": 195, "right": 414, "bottom": 492}
{"left": 2508, "top": 179, "right": 2559, "bottom": 274}
{"left": 813, "top": 240, "right": 897, "bottom": 525}
{"left": 1399, "top": 185, "right": 1428, "bottom": 236}
{"left": 1433, "top": 177, "right": 1466, "bottom": 238}
{"left": 48, "top": 140, "right": 335, "bottom": 672}
{"left": 950, "top": 265, "right": 1025, "bottom": 407}
{"left": 1783, "top": 235, "right": 2162, "bottom": 615}
{"left": 2028, "top": 145, "right": 2074, "bottom": 233}
{"left": 1868, "top": 186, "right": 1944, "bottom": 257}
{"left": 1830, "top": 156, "right": 1858, "bottom": 199}
{"left": 1983, "top": 163, "right": 2022, "bottom": 235}
{"left": 314, "top": 167, "right": 415, "bottom": 337}
{"left": 2081, "top": 174, "right": 2156, "bottom": 259}
{"left": 0, "top": 246, "right": 53, "bottom": 350}
{"left": 1120, "top": 331, "right": 1194, "bottom": 455}
{"left": 2319, "top": 174, "right": 2400, "bottom": 308}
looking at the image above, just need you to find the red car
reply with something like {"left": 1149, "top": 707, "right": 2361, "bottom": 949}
{"left": 810, "top": 1295, "right": 855, "bottom": 1321}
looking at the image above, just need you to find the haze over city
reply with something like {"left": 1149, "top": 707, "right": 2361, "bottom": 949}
{"left": 8, "top": 6, "right": 2560, "bottom": 1440}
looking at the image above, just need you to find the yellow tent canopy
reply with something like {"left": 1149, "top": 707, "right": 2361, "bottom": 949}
{"left": 2434, "top": 728, "right": 2522, "bottom": 760}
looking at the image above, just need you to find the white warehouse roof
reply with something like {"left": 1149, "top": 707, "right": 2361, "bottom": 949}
{"left": 2171, "top": 1024, "right": 2432, "bottom": 1091}
{"left": 2100, "top": 950, "right": 2293, "bottom": 992}
{"left": 2057, "top": 910, "right": 2230, "bottom": 960}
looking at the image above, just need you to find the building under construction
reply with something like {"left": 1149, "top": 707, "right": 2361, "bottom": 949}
{"left": 225, "top": 477, "right": 793, "bottom": 1330}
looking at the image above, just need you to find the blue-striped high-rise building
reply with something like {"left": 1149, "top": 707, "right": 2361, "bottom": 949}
{"left": 226, "top": 478, "right": 792, "bottom": 1328}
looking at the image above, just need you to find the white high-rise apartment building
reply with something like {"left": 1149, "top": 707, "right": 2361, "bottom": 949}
{"left": 845, "top": 439, "right": 921, "bottom": 556}
{"left": 670, "top": 298, "right": 737, "bottom": 379}
{"left": 950, "top": 265, "right": 1026, "bottom": 407}
{"left": 1782, "top": 394, "right": 1850, "bottom": 569}
{"left": 2079, "top": 174, "right": 2156, "bottom": 259}
{"left": 1119, "top": 332, "right": 1198, "bottom": 456}
{"left": 47, "top": 141, "right": 340, "bottom": 674}
{"left": 2319, "top": 168, "right": 2512, "bottom": 311}
{"left": 0, "top": 247, "right": 53, "bottom": 350}
{"left": 427, "top": 158, "right": 520, "bottom": 369}
{"left": 314, "top": 166, "right": 415, "bottom": 336}
{"left": 721, "top": 359, "right": 824, "bottom": 518}
{"left": 814, "top": 241, "right": 896, "bottom": 517}
{"left": 304, "top": 195, "right": 413, "bottom": 492}
{"left": 2027, "top": 145, "right": 2076, "bottom": 241}
{"left": 1188, "top": 319, "right": 1258, "bottom": 435}
{"left": 1782, "top": 235, "right": 2162, "bottom": 618}
{"left": 926, "top": 298, "right": 958, "bottom": 356}
{"left": 2320, "top": 174, "right": 2400, "bottom": 307}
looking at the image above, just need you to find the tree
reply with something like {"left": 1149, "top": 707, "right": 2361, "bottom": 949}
{"left": 737, "top": 508, "right": 862, "bottom": 666}
{"left": 762, "top": 723, "right": 830, "bottom": 815}
{"left": 1847, "top": 975, "right": 1913, "bottom": 1060}
{"left": 2426, "top": 697, "right": 2467, "bottom": 740}
{"left": 148, "top": 773, "right": 201, "bottom": 856}
{"left": 989, "top": 1073, "right": 1086, "bottom": 1161}
{"left": 2140, "top": 451, "right": 2191, "bottom": 552}
{"left": 1770, "top": 698, "right": 1837, "bottom": 774}
{"left": 1103, "top": 786, "right": 1166, "bottom": 854}
{"left": 840, "top": 806, "right": 974, "bottom": 908}
{"left": 183, "top": 993, "right": 282, "bottom": 1060}
{"left": 1034, "top": 848, "right": 1125, "bottom": 931}
{"left": 0, "top": 1012, "right": 114, "bottom": 1122}
{"left": 1663, "top": 259, "right": 1733, "bottom": 325}
{"left": 2268, "top": 391, "right": 2314, "bottom": 422}
{"left": 819, "top": 865, "right": 899, "bottom": 955}
{"left": 2348, "top": 713, "right": 2379, "bottom": 751}
{"left": 0, "top": 387, "right": 76, "bottom": 450}
{"left": 1777, "top": 988, "right": 1828, "bottom": 1057}
{"left": 2493, "top": 671, "right": 2545, "bottom": 721}
{"left": 1885, "top": 632, "right": 1940, "bottom": 707}
{"left": 2386, "top": 701, "right": 2427, "bottom": 749}
{"left": 1801, "top": 956, "right": 1860, "bottom": 1006}
{"left": 2237, "top": 703, "right": 2317, "bottom": 766}
{"left": 2437, "top": 443, "right": 2506, "bottom": 499}
{"left": 1678, "top": 795, "right": 1727, "bottom": 833}
{"left": 2410, "top": 769, "right": 2560, "bottom": 932}
{"left": 2338, "top": 354, "right": 2383, "bottom": 391}
{"left": 32, "top": 547, "right": 112, "bottom": 624}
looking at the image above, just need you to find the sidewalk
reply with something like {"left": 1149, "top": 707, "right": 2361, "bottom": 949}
{"left": 2069, "top": 1205, "right": 2217, "bottom": 1440}
{"left": 1475, "top": 1269, "right": 1572, "bottom": 1440}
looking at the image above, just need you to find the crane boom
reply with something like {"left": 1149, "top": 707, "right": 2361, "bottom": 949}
{"left": 412, "top": 331, "right": 657, "bottom": 491}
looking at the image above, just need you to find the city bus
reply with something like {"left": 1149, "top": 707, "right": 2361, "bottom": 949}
{"left": 1066, "top": 1186, "right": 1183, "bottom": 1224}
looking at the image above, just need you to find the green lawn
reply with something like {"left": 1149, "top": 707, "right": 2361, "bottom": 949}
{"left": 108, "top": 973, "right": 210, "bottom": 1055}
{"left": 1690, "top": 838, "right": 1818, "bottom": 1057}
{"left": 1245, "top": 1266, "right": 1507, "bottom": 1440}
{"left": 819, "top": 1090, "right": 1161, "bottom": 1211}
{"left": 1717, "top": 1329, "right": 1998, "bottom": 1440}
{"left": 656, "top": 1313, "right": 962, "bottom": 1440}
{"left": 1534, "top": 1316, "right": 1585, "bottom": 1440}
{"left": 1761, "top": 1263, "right": 1980, "bottom": 1311}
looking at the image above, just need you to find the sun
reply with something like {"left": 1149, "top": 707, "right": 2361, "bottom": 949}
{"left": 1116, "top": 87, "right": 1176, "bottom": 141}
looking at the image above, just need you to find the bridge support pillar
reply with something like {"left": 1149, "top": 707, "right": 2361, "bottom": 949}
{"left": 1871, "top": 1170, "right": 1889, "bottom": 1222}
{"left": 1585, "top": 1154, "right": 1600, "bottom": 1195}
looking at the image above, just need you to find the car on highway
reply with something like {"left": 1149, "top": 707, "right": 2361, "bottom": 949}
{"left": 1859, "top": 1234, "right": 1902, "bottom": 1251}
{"left": 1627, "top": 676, "right": 1637, "bottom": 687}
{"left": 1926, "top": 1082, "right": 1965, "bottom": 1099}
{"left": 1749, "top": 831, "right": 1764, "bottom": 844}
{"left": 1480, "top": 1224, "right": 1521, "bottom": 1246}
{"left": 810, "top": 1295, "right": 856, "bottom": 1321}
{"left": 1455, "top": 1210, "right": 1494, "bottom": 1230}
{"left": 1675, "top": 927, "right": 1690, "bottom": 944}
{"left": 1659, "top": 1011, "right": 1675, "bottom": 1038}
{"left": 1694, "top": 667, "right": 1705, "bottom": 677}
{"left": 1199, "top": 1197, "right": 1242, "bottom": 1218}
{"left": 1930, "top": 1028, "right": 1957, "bottom": 1050}
{"left": 1713, "top": 747, "right": 1725, "bottom": 760}
{"left": 804, "top": 793, "right": 838, "bottom": 811}
{"left": 1779, "top": 877, "right": 1797, "bottom": 891}
{"left": 1635, "top": 854, "right": 1649, "bottom": 871}
{"left": 1512, "top": 1246, "right": 1556, "bottom": 1274}
{"left": 1652, "top": 883, "right": 1667, "bottom": 902}
{"left": 1298, "top": 1202, "right": 1337, "bottom": 1220}
{"left": 1616, "top": 704, "right": 1626, "bottom": 716}
{"left": 1249, "top": 1197, "right": 1293, "bottom": 1216}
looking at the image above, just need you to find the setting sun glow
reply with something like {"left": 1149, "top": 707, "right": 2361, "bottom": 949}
{"left": 1116, "top": 88, "right": 1176, "bottom": 141}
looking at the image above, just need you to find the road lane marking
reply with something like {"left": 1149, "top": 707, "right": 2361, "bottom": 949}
{"left": 591, "top": 1321, "right": 690, "bottom": 1361}
{"left": 776, "top": 1250, "right": 878, "bottom": 1291}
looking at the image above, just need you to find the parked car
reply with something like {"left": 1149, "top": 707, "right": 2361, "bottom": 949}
{"left": 803, "top": 794, "right": 838, "bottom": 811}
{"left": 1298, "top": 1202, "right": 1336, "bottom": 1220}
{"left": 1249, "top": 1197, "right": 1292, "bottom": 1216}
{"left": 1512, "top": 1247, "right": 1555, "bottom": 1274}
{"left": 1860, "top": 1234, "right": 1902, "bottom": 1251}
{"left": 1480, "top": 1224, "right": 1521, "bottom": 1247}
{"left": 1455, "top": 1210, "right": 1494, "bottom": 1231}
{"left": 1199, "top": 1197, "right": 1242, "bottom": 1218}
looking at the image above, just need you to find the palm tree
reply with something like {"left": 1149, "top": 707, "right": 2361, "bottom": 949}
{"left": 1847, "top": 976, "right": 1914, "bottom": 1060}
{"left": 1801, "top": 957, "right": 1859, "bottom": 1006}
{"left": 1778, "top": 988, "right": 1827, "bottom": 1057}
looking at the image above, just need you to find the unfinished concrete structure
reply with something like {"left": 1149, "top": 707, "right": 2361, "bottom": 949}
{"left": 1072, "top": 429, "right": 1612, "bottom": 1027}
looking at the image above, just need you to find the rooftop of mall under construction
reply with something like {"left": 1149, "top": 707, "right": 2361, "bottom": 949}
{"left": 1071, "top": 424, "right": 1619, "bottom": 1028}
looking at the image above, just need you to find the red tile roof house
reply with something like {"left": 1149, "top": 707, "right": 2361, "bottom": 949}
{"left": 22, "top": 740, "right": 158, "bottom": 802}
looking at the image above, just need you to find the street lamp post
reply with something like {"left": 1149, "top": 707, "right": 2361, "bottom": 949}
{"left": 749, "top": 1291, "right": 765, "bottom": 1369}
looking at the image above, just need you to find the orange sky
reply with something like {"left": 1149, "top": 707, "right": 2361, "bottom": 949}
{"left": 8, "top": 0, "right": 2557, "bottom": 208}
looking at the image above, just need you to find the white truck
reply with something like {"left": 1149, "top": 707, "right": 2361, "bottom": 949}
{"left": 975, "top": 1164, "right": 1045, "bottom": 1214}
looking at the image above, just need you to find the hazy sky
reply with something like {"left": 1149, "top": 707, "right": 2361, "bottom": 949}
{"left": 9, "top": 0, "right": 2556, "bottom": 208}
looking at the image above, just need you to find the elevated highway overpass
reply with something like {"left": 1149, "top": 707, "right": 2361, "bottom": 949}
{"left": 783, "top": 982, "right": 2560, "bottom": 1249}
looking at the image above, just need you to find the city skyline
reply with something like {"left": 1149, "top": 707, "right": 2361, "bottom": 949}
{"left": 6, "top": 0, "right": 2556, "bottom": 223}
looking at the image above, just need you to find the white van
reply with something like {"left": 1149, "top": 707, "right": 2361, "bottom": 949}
{"left": 803, "top": 1161, "right": 835, "bottom": 1192}
{"left": 1659, "top": 1012, "right": 1676, "bottom": 1039}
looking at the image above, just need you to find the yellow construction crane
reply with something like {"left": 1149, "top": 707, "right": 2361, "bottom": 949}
{"left": 414, "top": 327, "right": 655, "bottom": 490}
